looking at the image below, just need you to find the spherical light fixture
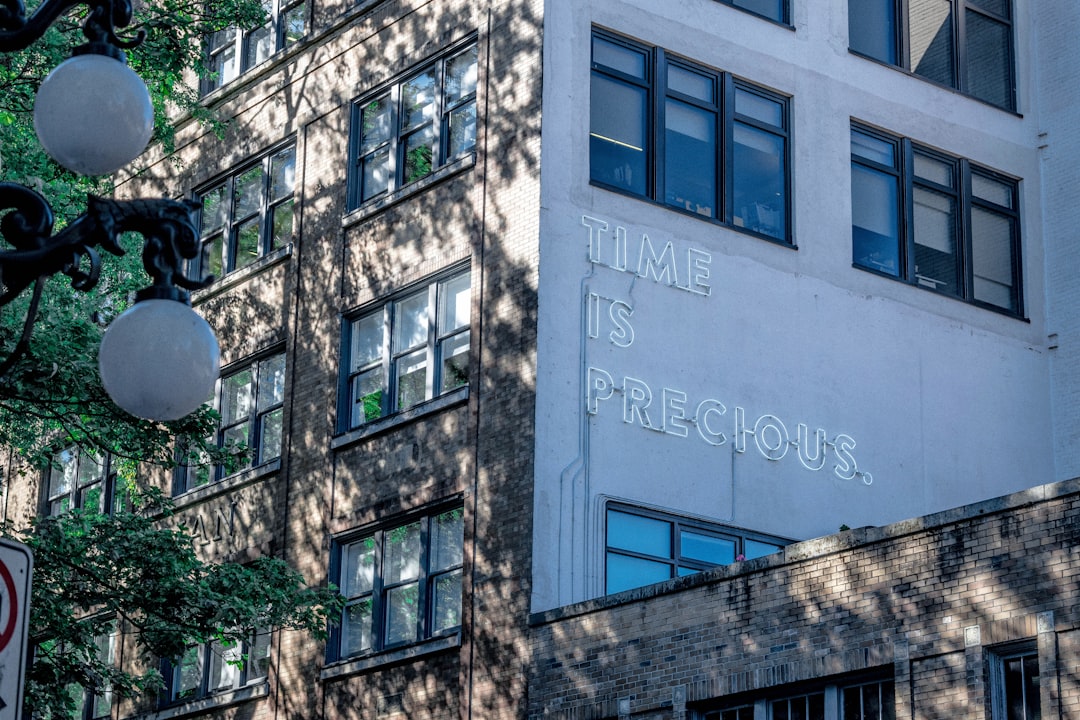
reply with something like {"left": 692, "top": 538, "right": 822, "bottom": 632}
{"left": 98, "top": 299, "right": 220, "bottom": 421}
{"left": 33, "top": 53, "right": 154, "bottom": 176}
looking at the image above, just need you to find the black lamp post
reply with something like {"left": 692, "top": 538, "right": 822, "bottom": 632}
{"left": 0, "top": 0, "right": 220, "bottom": 421}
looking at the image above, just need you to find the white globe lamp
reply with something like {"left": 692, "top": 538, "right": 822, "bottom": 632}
{"left": 33, "top": 52, "right": 154, "bottom": 176}
{"left": 99, "top": 299, "right": 220, "bottom": 421}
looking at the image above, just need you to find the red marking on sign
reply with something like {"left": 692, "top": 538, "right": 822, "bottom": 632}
{"left": 0, "top": 560, "right": 18, "bottom": 653}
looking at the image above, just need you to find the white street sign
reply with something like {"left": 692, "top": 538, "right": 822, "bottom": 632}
{"left": 0, "top": 538, "right": 32, "bottom": 720}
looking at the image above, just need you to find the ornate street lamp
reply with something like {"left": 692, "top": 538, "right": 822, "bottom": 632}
{"left": 0, "top": 0, "right": 220, "bottom": 421}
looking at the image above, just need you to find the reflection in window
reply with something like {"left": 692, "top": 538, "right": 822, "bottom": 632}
{"left": 335, "top": 506, "right": 464, "bottom": 659}
{"left": 165, "top": 630, "right": 270, "bottom": 705}
{"left": 590, "top": 29, "right": 790, "bottom": 243}
{"left": 349, "top": 41, "right": 478, "bottom": 208}
{"left": 848, "top": 0, "right": 1014, "bottom": 110}
{"left": 605, "top": 504, "right": 788, "bottom": 595}
{"left": 342, "top": 268, "right": 470, "bottom": 431}
{"left": 45, "top": 447, "right": 129, "bottom": 517}
{"left": 991, "top": 646, "right": 1040, "bottom": 720}
{"left": 194, "top": 146, "right": 295, "bottom": 281}
{"left": 850, "top": 123, "right": 1022, "bottom": 315}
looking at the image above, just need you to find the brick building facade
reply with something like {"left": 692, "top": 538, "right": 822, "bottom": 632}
{"left": 5, "top": 0, "right": 1080, "bottom": 718}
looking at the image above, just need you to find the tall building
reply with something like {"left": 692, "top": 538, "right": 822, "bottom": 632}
{"left": 6, "top": 0, "right": 1080, "bottom": 718}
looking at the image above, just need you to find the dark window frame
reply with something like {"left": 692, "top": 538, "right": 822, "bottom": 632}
{"left": 161, "top": 629, "right": 270, "bottom": 706}
{"left": 339, "top": 265, "right": 471, "bottom": 432}
{"left": 715, "top": 0, "right": 789, "bottom": 25}
{"left": 176, "top": 349, "right": 286, "bottom": 494}
{"left": 590, "top": 28, "right": 792, "bottom": 245}
{"left": 848, "top": 0, "right": 1015, "bottom": 111}
{"left": 43, "top": 446, "right": 128, "bottom": 517}
{"left": 329, "top": 502, "right": 464, "bottom": 662}
{"left": 192, "top": 144, "right": 296, "bottom": 283}
{"left": 201, "top": 0, "right": 307, "bottom": 96}
{"left": 850, "top": 122, "right": 1023, "bottom": 317}
{"left": 703, "top": 677, "right": 895, "bottom": 720}
{"left": 989, "top": 642, "right": 1041, "bottom": 720}
{"left": 604, "top": 503, "right": 790, "bottom": 595}
{"left": 346, "top": 37, "right": 479, "bottom": 210}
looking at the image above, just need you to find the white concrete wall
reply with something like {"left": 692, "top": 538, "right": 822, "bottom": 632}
{"left": 533, "top": 0, "right": 1056, "bottom": 611}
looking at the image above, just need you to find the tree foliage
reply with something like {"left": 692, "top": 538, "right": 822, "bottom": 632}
{"left": 0, "top": 1, "right": 343, "bottom": 718}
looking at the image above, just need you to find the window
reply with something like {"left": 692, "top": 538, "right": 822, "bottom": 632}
{"left": 334, "top": 506, "right": 463, "bottom": 659}
{"left": 63, "top": 623, "right": 117, "bottom": 720}
{"left": 590, "top": 29, "right": 791, "bottom": 243}
{"left": 45, "top": 447, "right": 128, "bottom": 516}
{"left": 348, "top": 40, "right": 478, "bottom": 208}
{"left": 177, "top": 351, "right": 285, "bottom": 493}
{"left": 990, "top": 646, "right": 1040, "bottom": 720}
{"left": 704, "top": 679, "right": 894, "bottom": 720}
{"left": 605, "top": 504, "right": 788, "bottom": 595}
{"left": 202, "top": 0, "right": 306, "bottom": 94}
{"left": 164, "top": 630, "right": 270, "bottom": 704}
{"left": 716, "top": 0, "right": 787, "bottom": 24}
{"left": 850, "top": 124, "right": 1022, "bottom": 315}
{"left": 342, "top": 268, "right": 470, "bottom": 430}
{"left": 193, "top": 146, "right": 295, "bottom": 281}
{"left": 848, "top": 0, "right": 1014, "bottom": 110}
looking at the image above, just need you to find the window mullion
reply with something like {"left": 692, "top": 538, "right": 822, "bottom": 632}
{"left": 417, "top": 516, "right": 432, "bottom": 640}
{"left": 898, "top": 0, "right": 912, "bottom": 70}
{"left": 958, "top": 159, "right": 974, "bottom": 301}
{"left": 721, "top": 73, "right": 735, "bottom": 226}
{"left": 653, "top": 48, "right": 666, "bottom": 205}
{"left": 390, "top": 84, "right": 403, "bottom": 192}
{"left": 900, "top": 139, "right": 916, "bottom": 284}
{"left": 425, "top": 284, "right": 437, "bottom": 401}
{"left": 955, "top": 0, "right": 968, "bottom": 95}
{"left": 381, "top": 305, "right": 393, "bottom": 416}
{"left": 372, "top": 529, "right": 386, "bottom": 651}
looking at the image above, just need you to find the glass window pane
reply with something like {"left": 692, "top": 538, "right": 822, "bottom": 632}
{"left": 201, "top": 233, "right": 224, "bottom": 279}
{"left": 270, "top": 149, "right": 295, "bottom": 199}
{"left": 249, "top": 630, "right": 271, "bottom": 681}
{"left": 745, "top": 539, "right": 783, "bottom": 559}
{"left": 969, "top": 0, "right": 1007, "bottom": 16}
{"left": 1022, "top": 654, "right": 1039, "bottom": 720}
{"left": 351, "top": 369, "right": 384, "bottom": 427}
{"left": 384, "top": 583, "right": 420, "bottom": 645}
{"left": 361, "top": 147, "right": 390, "bottom": 201}
{"left": 593, "top": 36, "right": 647, "bottom": 78}
{"left": 849, "top": 0, "right": 897, "bottom": 63}
{"left": 852, "top": 129, "right": 896, "bottom": 167}
{"left": 668, "top": 64, "right": 713, "bottom": 103}
{"left": 735, "top": 88, "right": 783, "bottom": 127}
{"left": 200, "top": 185, "right": 228, "bottom": 234}
{"left": 972, "top": 173, "right": 1014, "bottom": 208}
{"left": 76, "top": 450, "right": 102, "bottom": 485}
{"left": 342, "top": 598, "right": 373, "bottom": 655}
{"left": 221, "top": 370, "right": 254, "bottom": 424}
{"left": 174, "top": 646, "right": 202, "bottom": 700}
{"left": 440, "top": 331, "right": 470, "bottom": 393}
{"left": 80, "top": 482, "right": 104, "bottom": 514}
{"left": 360, "top": 97, "right": 392, "bottom": 153}
{"left": 971, "top": 207, "right": 1017, "bottom": 311}
{"left": 439, "top": 272, "right": 471, "bottom": 332}
{"left": 843, "top": 686, "right": 862, "bottom": 720}
{"left": 222, "top": 423, "right": 253, "bottom": 473}
{"left": 914, "top": 152, "right": 955, "bottom": 187}
{"left": 284, "top": 2, "right": 305, "bottom": 45}
{"left": 351, "top": 312, "right": 383, "bottom": 369}
{"left": 393, "top": 292, "right": 429, "bottom": 352}
{"left": 910, "top": 0, "right": 955, "bottom": 87}
{"left": 665, "top": 99, "right": 717, "bottom": 218}
{"left": 243, "top": 23, "right": 272, "bottom": 69}
{"left": 590, "top": 75, "right": 648, "bottom": 195}
{"left": 235, "top": 217, "right": 261, "bottom": 270}
{"left": 432, "top": 569, "right": 462, "bottom": 632}
{"left": 260, "top": 407, "right": 283, "bottom": 462}
{"left": 606, "top": 553, "right": 672, "bottom": 594}
{"left": 732, "top": 123, "right": 786, "bottom": 240}
{"left": 49, "top": 449, "right": 75, "bottom": 496}
{"left": 445, "top": 46, "right": 478, "bottom": 104}
{"left": 384, "top": 522, "right": 421, "bottom": 584}
{"left": 395, "top": 349, "right": 428, "bottom": 411}
{"left": 607, "top": 510, "right": 672, "bottom": 557}
{"left": 344, "top": 537, "right": 375, "bottom": 596}
{"left": 733, "top": 0, "right": 784, "bottom": 22}
{"left": 258, "top": 354, "right": 286, "bottom": 407}
{"left": 272, "top": 199, "right": 294, "bottom": 247}
{"left": 401, "top": 69, "right": 436, "bottom": 131}
{"left": 210, "top": 42, "right": 238, "bottom": 90}
{"left": 402, "top": 125, "right": 435, "bottom": 185}
{"left": 234, "top": 165, "right": 264, "bottom": 219}
{"left": 913, "top": 187, "right": 959, "bottom": 295}
{"left": 432, "top": 508, "right": 464, "bottom": 570}
{"left": 680, "top": 531, "right": 735, "bottom": 565}
{"left": 209, "top": 638, "right": 241, "bottom": 691}
{"left": 852, "top": 164, "right": 901, "bottom": 276}
{"left": 966, "top": 11, "right": 1013, "bottom": 109}
{"left": 447, "top": 103, "right": 477, "bottom": 158}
